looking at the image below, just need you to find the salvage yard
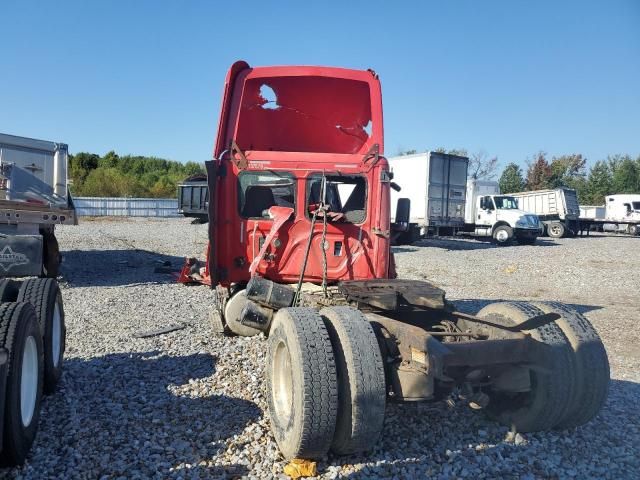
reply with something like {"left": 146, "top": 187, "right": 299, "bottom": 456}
{"left": 7, "top": 218, "right": 639, "bottom": 479}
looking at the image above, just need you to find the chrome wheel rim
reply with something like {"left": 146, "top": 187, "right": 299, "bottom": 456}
{"left": 21, "top": 335, "right": 38, "bottom": 427}
{"left": 496, "top": 230, "right": 509, "bottom": 242}
{"left": 272, "top": 340, "right": 293, "bottom": 423}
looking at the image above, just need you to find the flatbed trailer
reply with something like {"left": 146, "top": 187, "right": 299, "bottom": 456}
{"left": 0, "top": 133, "right": 70, "bottom": 465}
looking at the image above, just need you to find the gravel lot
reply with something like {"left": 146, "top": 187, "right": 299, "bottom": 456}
{"left": 6, "top": 218, "right": 639, "bottom": 479}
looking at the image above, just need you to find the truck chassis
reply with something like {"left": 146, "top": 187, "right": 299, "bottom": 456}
{"left": 203, "top": 275, "right": 609, "bottom": 460}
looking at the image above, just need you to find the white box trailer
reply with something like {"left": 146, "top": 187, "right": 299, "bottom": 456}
{"left": 579, "top": 195, "right": 640, "bottom": 235}
{"left": 389, "top": 152, "right": 468, "bottom": 238}
{"left": 0, "top": 133, "right": 70, "bottom": 465}
{"left": 509, "top": 188, "right": 580, "bottom": 238}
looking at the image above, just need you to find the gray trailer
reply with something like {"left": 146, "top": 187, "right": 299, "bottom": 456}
{"left": 177, "top": 174, "right": 209, "bottom": 223}
{"left": 510, "top": 188, "right": 580, "bottom": 238}
{"left": 389, "top": 152, "right": 468, "bottom": 242}
{"left": 0, "top": 133, "right": 70, "bottom": 465}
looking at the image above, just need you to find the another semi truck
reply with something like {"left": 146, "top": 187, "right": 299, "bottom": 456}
{"left": 0, "top": 133, "right": 71, "bottom": 464}
{"left": 579, "top": 194, "right": 640, "bottom": 235}
{"left": 509, "top": 188, "right": 580, "bottom": 238}
{"left": 179, "top": 61, "right": 608, "bottom": 461}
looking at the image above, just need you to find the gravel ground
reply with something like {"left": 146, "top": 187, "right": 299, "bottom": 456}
{"left": 5, "top": 218, "right": 639, "bottom": 479}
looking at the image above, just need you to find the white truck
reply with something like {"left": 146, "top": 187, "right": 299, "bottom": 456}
{"left": 579, "top": 194, "right": 640, "bottom": 235}
{"left": 463, "top": 180, "right": 542, "bottom": 245}
{"left": 389, "top": 151, "right": 468, "bottom": 242}
{"left": 509, "top": 188, "right": 580, "bottom": 238}
{"left": 0, "top": 133, "right": 72, "bottom": 465}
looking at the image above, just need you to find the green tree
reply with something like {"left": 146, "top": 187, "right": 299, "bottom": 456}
{"left": 549, "top": 154, "right": 587, "bottom": 188}
{"left": 525, "top": 152, "right": 553, "bottom": 190}
{"left": 584, "top": 160, "right": 612, "bottom": 204}
{"left": 499, "top": 163, "right": 525, "bottom": 193}
{"left": 609, "top": 154, "right": 640, "bottom": 193}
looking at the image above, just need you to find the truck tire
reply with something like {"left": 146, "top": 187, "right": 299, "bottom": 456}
{"left": 492, "top": 225, "right": 513, "bottom": 245}
{"left": 530, "top": 302, "right": 609, "bottom": 429}
{"left": 42, "top": 233, "right": 61, "bottom": 278}
{"left": 476, "top": 301, "right": 576, "bottom": 432}
{"left": 0, "top": 280, "right": 21, "bottom": 302}
{"left": 628, "top": 224, "right": 638, "bottom": 235}
{"left": 224, "top": 290, "right": 261, "bottom": 337}
{"left": 547, "top": 222, "right": 565, "bottom": 238}
{"left": 267, "top": 308, "right": 338, "bottom": 460}
{"left": 0, "top": 302, "right": 44, "bottom": 466}
{"left": 320, "top": 307, "right": 386, "bottom": 455}
{"left": 17, "top": 278, "right": 65, "bottom": 394}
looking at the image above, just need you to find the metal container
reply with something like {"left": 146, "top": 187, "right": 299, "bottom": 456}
{"left": 0, "top": 133, "right": 69, "bottom": 207}
{"left": 510, "top": 188, "right": 580, "bottom": 221}
{"left": 178, "top": 181, "right": 209, "bottom": 218}
{"left": 389, "top": 152, "right": 468, "bottom": 227}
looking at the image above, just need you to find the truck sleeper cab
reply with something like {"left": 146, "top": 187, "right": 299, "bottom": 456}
{"left": 180, "top": 61, "right": 610, "bottom": 461}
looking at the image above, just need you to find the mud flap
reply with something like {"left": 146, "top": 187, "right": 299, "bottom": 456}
{"left": 0, "top": 235, "right": 43, "bottom": 277}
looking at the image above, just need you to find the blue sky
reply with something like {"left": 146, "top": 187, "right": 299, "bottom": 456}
{"left": 1, "top": 1, "right": 638, "bottom": 170}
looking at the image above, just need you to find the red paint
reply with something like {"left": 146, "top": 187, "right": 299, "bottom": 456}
{"left": 183, "top": 61, "right": 392, "bottom": 287}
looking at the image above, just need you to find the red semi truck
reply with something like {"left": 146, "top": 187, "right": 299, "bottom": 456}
{"left": 180, "top": 62, "right": 609, "bottom": 460}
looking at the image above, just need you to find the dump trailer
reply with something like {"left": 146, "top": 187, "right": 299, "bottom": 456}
{"left": 462, "top": 180, "right": 542, "bottom": 245}
{"left": 509, "top": 188, "right": 580, "bottom": 238}
{"left": 179, "top": 62, "right": 609, "bottom": 461}
{"left": 177, "top": 174, "right": 209, "bottom": 223}
{"left": 388, "top": 152, "right": 468, "bottom": 242}
{"left": 579, "top": 194, "right": 640, "bottom": 235}
{"left": 0, "top": 133, "right": 70, "bottom": 465}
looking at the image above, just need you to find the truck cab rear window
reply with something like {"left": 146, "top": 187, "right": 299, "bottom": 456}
{"left": 306, "top": 175, "right": 367, "bottom": 224}
{"left": 238, "top": 171, "right": 295, "bottom": 218}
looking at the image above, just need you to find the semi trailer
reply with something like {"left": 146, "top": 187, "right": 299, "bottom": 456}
{"left": 177, "top": 174, "right": 209, "bottom": 223}
{"left": 388, "top": 152, "right": 468, "bottom": 241}
{"left": 180, "top": 62, "right": 609, "bottom": 461}
{"left": 0, "top": 133, "right": 70, "bottom": 465}
{"left": 509, "top": 188, "right": 580, "bottom": 238}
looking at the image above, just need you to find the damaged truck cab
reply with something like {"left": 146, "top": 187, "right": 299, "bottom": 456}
{"left": 182, "top": 61, "right": 610, "bottom": 460}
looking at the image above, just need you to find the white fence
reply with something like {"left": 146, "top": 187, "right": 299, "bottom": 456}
{"left": 73, "top": 197, "right": 179, "bottom": 217}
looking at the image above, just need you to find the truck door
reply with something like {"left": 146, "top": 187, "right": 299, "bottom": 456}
{"left": 476, "top": 196, "right": 495, "bottom": 226}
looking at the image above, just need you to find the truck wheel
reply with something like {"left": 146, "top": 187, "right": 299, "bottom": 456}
{"left": 628, "top": 224, "right": 638, "bottom": 235}
{"left": 42, "top": 233, "right": 61, "bottom": 278}
{"left": 476, "top": 301, "right": 576, "bottom": 432}
{"left": 492, "top": 225, "right": 513, "bottom": 245}
{"left": 17, "top": 278, "right": 65, "bottom": 394}
{"left": 530, "top": 302, "right": 609, "bottom": 429}
{"left": 0, "top": 280, "right": 21, "bottom": 302}
{"left": 320, "top": 307, "right": 386, "bottom": 455}
{"left": 0, "top": 302, "right": 44, "bottom": 466}
{"left": 547, "top": 222, "right": 565, "bottom": 238}
{"left": 267, "top": 308, "right": 338, "bottom": 460}
{"left": 224, "top": 290, "right": 261, "bottom": 337}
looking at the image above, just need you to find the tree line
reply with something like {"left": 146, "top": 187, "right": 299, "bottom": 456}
{"left": 499, "top": 153, "right": 640, "bottom": 204}
{"left": 69, "top": 151, "right": 204, "bottom": 198}
{"left": 397, "top": 148, "right": 640, "bottom": 205}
